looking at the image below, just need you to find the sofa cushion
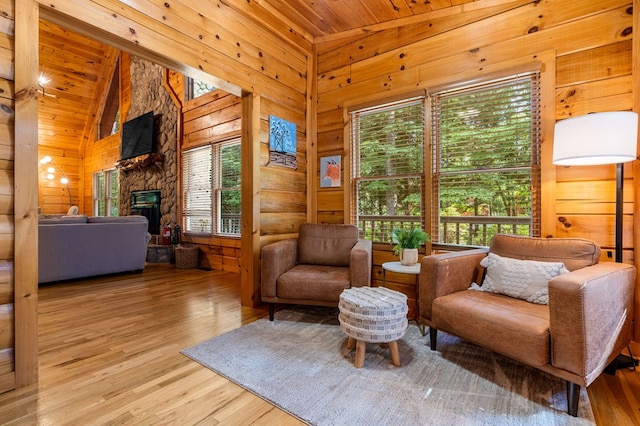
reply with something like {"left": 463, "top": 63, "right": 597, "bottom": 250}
{"left": 88, "top": 215, "right": 148, "bottom": 223}
{"left": 297, "top": 223, "right": 358, "bottom": 267}
{"left": 473, "top": 252, "right": 569, "bottom": 305}
{"left": 39, "top": 215, "right": 88, "bottom": 224}
{"left": 277, "top": 264, "right": 350, "bottom": 302}
{"left": 433, "top": 290, "right": 550, "bottom": 366}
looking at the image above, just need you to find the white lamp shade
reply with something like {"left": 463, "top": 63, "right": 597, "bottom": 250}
{"left": 553, "top": 111, "right": 638, "bottom": 166}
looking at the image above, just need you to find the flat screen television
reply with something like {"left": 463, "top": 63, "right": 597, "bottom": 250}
{"left": 120, "top": 111, "right": 155, "bottom": 161}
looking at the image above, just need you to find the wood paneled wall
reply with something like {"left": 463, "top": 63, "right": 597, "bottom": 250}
{"left": 37, "top": 147, "right": 79, "bottom": 214}
{"left": 179, "top": 84, "right": 243, "bottom": 273}
{"left": 34, "top": 0, "right": 311, "bottom": 308}
{"left": 177, "top": 84, "right": 308, "bottom": 271}
{"left": 0, "top": 0, "right": 13, "bottom": 393}
{"left": 82, "top": 52, "right": 131, "bottom": 215}
{"left": 37, "top": 19, "right": 119, "bottom": 214}
{"left": 315, "top": 0, "right": 637, "bottom": 329}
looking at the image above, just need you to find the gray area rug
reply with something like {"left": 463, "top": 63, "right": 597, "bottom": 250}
{"left": 182, "top": 306, "right": 595, "bottom": 425}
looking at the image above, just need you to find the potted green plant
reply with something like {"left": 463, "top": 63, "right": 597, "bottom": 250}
{"left": 391, "top": 227, "right": 430, "bottom": 266}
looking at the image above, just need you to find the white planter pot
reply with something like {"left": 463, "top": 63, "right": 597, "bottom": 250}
{"left": 399, "top": 248, "right": 419, "bottom": 266}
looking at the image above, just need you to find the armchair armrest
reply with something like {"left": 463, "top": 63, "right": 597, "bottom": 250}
{"left": 350, "top": 239, "right": 373, "bottom": 287}
{"left": 549, "top": 262, "right": 636, "bottom": 385}
{"left": 261, "top": 239, "right": 298, "bottom": 298}
{"left": 418, "top": 248, "right": 489, "bottom": 322}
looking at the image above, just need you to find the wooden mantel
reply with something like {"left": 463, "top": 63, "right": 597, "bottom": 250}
{"left": 115, "top": 153, "right": 164, "bottom": 171}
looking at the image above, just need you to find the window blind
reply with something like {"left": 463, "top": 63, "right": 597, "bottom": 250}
{"left": 431, "top": 72, "right": 541, "bottom": 245}
{"left": 182, "top": 145, "right": 213, "bottom": 234}
{"left": 351, "top": 97, "right": 425, "bottom": 243}
{"left": 217, "top": 141, "right": 241, "bottom": 235}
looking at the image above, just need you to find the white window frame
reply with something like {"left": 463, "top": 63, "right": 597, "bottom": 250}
{"left": 93, "top": 169, "right": 119, "bottom": 216}
{"left": 182, "top": 138, "right": 241, "bottom": 236}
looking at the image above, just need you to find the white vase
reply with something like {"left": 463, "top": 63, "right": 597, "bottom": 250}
{"left": 399, "top": 248, "right": 418, "bottom": 266}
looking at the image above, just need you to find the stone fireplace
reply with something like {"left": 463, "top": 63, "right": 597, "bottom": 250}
{"left": 119, "top": 56, "right": 178, "bottom": 237}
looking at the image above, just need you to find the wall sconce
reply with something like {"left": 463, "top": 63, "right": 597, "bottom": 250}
{"left": 37, "top": 73, "right": 56, "bottom": 98}
{"left": 40, "top": 155, "right": 72, "bottom": 207}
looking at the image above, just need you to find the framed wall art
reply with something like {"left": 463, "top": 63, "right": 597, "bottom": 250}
{"left": 269, "top": 115, "right": 297, "bottom": 169}
{"left": 320, "top": 155, "right": 341, "bottom": 188}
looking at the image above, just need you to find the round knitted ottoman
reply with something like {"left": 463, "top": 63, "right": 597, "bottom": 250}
{"left": 338, "top": 286, "right": 408, "bottom": 368}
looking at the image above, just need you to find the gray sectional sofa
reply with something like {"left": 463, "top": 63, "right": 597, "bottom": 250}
{"left": 38, "top": 214, "right": 151, "bottom": 284}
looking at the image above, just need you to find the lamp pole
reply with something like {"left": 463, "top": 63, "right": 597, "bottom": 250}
{"left": 615, "top": 163, "right": 623, "bottom": 263}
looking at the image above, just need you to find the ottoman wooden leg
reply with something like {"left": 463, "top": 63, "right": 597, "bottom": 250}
{"left": 347, "top": 336, "right": 356, "bottom": 350}
{"left": 355, "top": 340, "right": 366, "bottom": 368}
{"left": 389, "top": 340, "right": 401, "bottom": 366}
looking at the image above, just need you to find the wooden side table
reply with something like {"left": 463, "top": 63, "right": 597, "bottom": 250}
{"left": 382, "top": 261, "right": 424, "bottom": 335}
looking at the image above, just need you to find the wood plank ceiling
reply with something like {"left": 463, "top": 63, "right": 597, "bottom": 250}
{"left": 37, "top": 0, "right": 477, "bottom": 152}
{"left": 264, "top": 0, "right": 477, "bottom": 39}
{"left": 38, "top": 19, "right": 114, "bottom": 152}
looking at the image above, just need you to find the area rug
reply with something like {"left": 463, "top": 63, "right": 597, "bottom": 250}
{"left": 182, "top": 306, "right": 595, "bottom": 425}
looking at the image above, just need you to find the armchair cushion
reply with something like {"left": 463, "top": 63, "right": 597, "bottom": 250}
{"left": 298, "top": 223, "right": 358, "bottom": 267}
{"left": 473, "top": 252, "right": 569, "bottom": 305}
{"left": 277, "top": 264, "right": 350, "bottom": 302}
{"left": 433, "top": 290, "right": 551, "bottom": 366}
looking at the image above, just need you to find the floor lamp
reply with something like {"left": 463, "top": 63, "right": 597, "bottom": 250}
{"left": 40, "top": 155, "right": 73, "bottom": 208}
{"left": 553, "top": 111, "right": 638, "bottom": 370}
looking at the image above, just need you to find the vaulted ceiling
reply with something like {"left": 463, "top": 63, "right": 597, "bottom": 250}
{"left": 37, "top": 0, "right": 478, "bottom": 151}
{"left": 38, "top": 19, "right": 117, "bottom": 152}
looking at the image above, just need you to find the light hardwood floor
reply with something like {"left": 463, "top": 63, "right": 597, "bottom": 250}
{"left": 0, "top": 263, "right": 638, "bottom": 425}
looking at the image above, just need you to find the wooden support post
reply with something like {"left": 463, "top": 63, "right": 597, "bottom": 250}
{"left": 240, "top": 92, "right": 261, "bottom": 307}
{"left": 14, "top": 0, "right": 40, "bottom": 387}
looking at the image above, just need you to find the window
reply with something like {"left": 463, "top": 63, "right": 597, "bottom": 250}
{"left": 186, "top": 77, "right": 216, "bottom": 101}
{"left": 93, "top": 169, "right": 119, "bottom": 216}
{"left": 350, "top": 97, "right": 425, "bottom": 243}
{"left": 182, "top": 139, "right": 241, "bottom": 236}
{"left": 349, "top": 71, "right": 541, "bottom": 247}
{"left": 431, "top": 72, "right": 541, "bottom": 246}
{"left": 99, "top": 60, "right": 120, "bottom": 139}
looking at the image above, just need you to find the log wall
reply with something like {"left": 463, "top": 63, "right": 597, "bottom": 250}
{"left": 314, "top": 0, "right": 638, "bottom": 324}
{"left": 0, "top": 0, "right": 13, "bottom": 393}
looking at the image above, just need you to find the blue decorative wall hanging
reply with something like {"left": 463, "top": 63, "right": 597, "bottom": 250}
{"left": 269, "top": 115, "right": 297, "bottom": 169}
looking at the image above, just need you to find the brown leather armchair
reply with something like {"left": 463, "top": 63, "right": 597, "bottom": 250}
{"left": 418, "top": 234, "right": 635, "bottom": 417}
{"left": 261, "top": 223, "right": 372, "bottom": 321}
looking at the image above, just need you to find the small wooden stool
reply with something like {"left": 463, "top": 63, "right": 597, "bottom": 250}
{"left": 338, "top": 287, "right": 408, "bottom": 368}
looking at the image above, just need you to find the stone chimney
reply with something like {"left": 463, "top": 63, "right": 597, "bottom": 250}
{"left": 119, "top": 56, "right": 179, "bottom": 235}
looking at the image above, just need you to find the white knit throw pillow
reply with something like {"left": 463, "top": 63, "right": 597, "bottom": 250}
{"left": 472, "top": 252, "right": 569, "bottom": 305}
